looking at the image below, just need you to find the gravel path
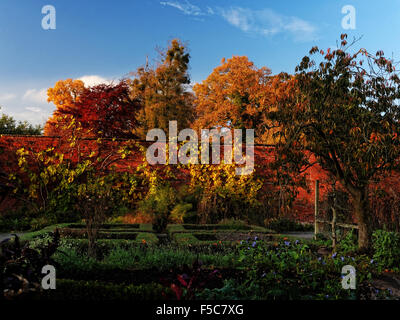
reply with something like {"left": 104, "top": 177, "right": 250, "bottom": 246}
{"left": 281, "top": 232, "right": 314, "bottom": 239}
{"left": 0, "top": 233, "right": 24, "bottom": 242}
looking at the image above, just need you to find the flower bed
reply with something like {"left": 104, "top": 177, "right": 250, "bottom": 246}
{"left": 4, "top": 224, "right": 399, "bottom": 301}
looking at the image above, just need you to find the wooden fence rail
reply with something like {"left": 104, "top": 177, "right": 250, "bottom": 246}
{"left": 314, "top": 180, "right": 358, "bottom": 247}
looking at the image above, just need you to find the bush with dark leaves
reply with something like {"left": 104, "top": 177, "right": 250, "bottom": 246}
{"left": 0, "top": 230, "right": 59, "bottom": 300}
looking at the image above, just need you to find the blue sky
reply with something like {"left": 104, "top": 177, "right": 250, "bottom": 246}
{"left": 1, "top": 0, "right": 400, "bottom": 125}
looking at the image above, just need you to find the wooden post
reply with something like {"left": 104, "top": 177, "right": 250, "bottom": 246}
{"left": 332, "top": 207, "right": 337, "bottom": 248}
{"left": 331, "top": 190, "right": 337, "bottom": 248}
{"left": 314, "top": 180, "right": 319, "bottom": 240}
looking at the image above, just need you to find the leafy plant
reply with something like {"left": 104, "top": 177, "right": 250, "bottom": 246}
{"left": 0, "top": 231, "right": 59, "bottom": 300}
{"left": 234, "top": 237, "right": 375, "bottom": 300}
{"left": 161, "top": 259, "right": 222, "bottom": 300}
{"left": 187, "top": 162, "right": 263, "bottom": 223}
{"left": 137, "top": 184, "right": 180, "bottom": 233}
{"left": 336, "top": 230, "right": 358, "bottom": 254}
{"left": 170, "top": 203, "right": 193, "bottom": 223}
{"left": 372, "top": 230, "right": 400, "bottom": 271}
{"left": 75, "top": 171, "right": 119, "bottom": 258}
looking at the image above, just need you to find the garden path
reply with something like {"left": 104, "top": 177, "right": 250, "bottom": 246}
{"left": 0, "top": 233, "right": 24, "bottom": 242}
{"left": 280, "top": 231, "right": 314, "bottom": 239}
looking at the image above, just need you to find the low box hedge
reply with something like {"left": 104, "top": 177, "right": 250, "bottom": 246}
{"left": 172, "top": 232, "right": 233, "bottom": 247}
{"left": 167, "top": 224, "right": 272, "bottom": 237}
{"left": 39, "top": 279, "right": 173, "bottom": 301}
{"left": 66, "top": 223, "right": 140, "bottom": 229}
{"left": 66, "top": 223, "right": 154, "bottom": 232}
{"left": 59, "top": 229, "right": 139, "bottom": 240}
{"left": 60, "top": 232, "right": 159, "bottom": 245}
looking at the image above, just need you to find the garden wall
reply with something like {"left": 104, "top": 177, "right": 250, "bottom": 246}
{"left": 1, "top": 135, "right": 399, "bottom": 225}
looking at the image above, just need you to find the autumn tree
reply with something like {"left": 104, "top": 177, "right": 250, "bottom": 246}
{"left": 44, "top": 79, "right": 85, "bottom": 136}
{"left": 74, "top": 82, "right": 141, "bottom": 138}
{"left": 45, "top": 80, "right": 141, "bottom": 138}
{"left": 193, "top": 56, "right": 277, "bottom": 144}
{"left": 129, "top": 39, "right": 194, "bottom": 138}
{"left": 269, "top": 35, "right": 400, "bottom": 250}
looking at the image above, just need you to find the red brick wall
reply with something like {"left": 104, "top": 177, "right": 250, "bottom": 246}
{"left": 1, "top": 135, "right": 398, "bottom": 224}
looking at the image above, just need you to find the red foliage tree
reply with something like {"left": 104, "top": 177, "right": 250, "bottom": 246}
{"left": 45, "top": 81, "right": 142, "bottom": 138}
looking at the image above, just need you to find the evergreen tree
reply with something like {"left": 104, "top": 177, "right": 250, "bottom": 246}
{"left": 130, "top": 39, "right": 194, "bottom": 138}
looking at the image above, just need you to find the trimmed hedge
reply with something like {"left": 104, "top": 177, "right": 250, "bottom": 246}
{"left": 172, "top": 232, "right": 233, "bottom": 247}
{"left": 265, "top": 218, "right": 314, "bottom": 232}
{"left": 39, "top": 279, "right": 173, "bottom": 301}
{"left": 167, "top": 224, "right": 272, "bottom": 237}
{"left": 20, "top": 223, "right": 155, "bottom": 242}
{"left": 59, "top": 229, "right": 139, "bottom": 240}
{"left": 136, "top": 232, "right": 158, "bottom": 244}
{"left": 168, "top": 223, "right": 275, "bottom": 246}
{"left": 66, "top": 223, "right": 154, "bottom": 232}
{"left": 61, "top": 233, "right": 159, "bottom": 245}
{"left": 20, "top": 223, "right": 158, "bottom": 245}
{"left": 66, "top": 223, "right": 140, "bottom": 229}
{"left": 19, "top": 223, "right": 71, "bottom": 241}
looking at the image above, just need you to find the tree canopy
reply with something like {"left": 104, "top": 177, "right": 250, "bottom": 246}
{"left": 269, "top": 35, "right": 400, "bottom": 249}
{"left": 44, "top": 79, "right": 86, "bottom": 136}
{"left": 129, "top": 39, "right": 194, "bottom": 138}
{"left": 44, "top": 80, "right": 141, "bottom": 138}
{"left": 193, "top": 56, "right": 277, "bottom": 144}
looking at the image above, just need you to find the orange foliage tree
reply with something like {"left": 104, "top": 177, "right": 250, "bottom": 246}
{"left": 44, "top": 79, "right": 85, "bottom": 136}
{"left": 193, "top": 56, "right": 278, "bottom": 144}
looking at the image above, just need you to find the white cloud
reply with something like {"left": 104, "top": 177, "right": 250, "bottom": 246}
{"left": 0, "top": 93, "right": 16, "bottom": 101}
{"left": 23, "top": 88, "right": 48, "bottom": 104}
{"left": 221, "top": 7, "right": 252, "bottom": 32}
{"left": 78, "top": 75, "right": 112, "bottom": 87}
{"left": 159, "top": 2, "right": 317, "bottom": 42}
{"left": 206, "top": 6, "right": 214, "bottom": 15}
{"left": 160, "top": 0, "right": 204, "bottom": 16}
{"left": 2, "top": 74, "right": 113, "bottom": 126}
{"left": 219, "top": 7, "right": 317, "bottom": 42}
{"left": 25, "top": 106, "right": 42, "bottom": 113}
{"left": 1, "top": 102, "right": 52, "bottom": 126}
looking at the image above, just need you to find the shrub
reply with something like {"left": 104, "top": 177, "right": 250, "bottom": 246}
{"left": 196, "top": 279, "right": 243, "bottom": 300}
{"left": 218, "top": 218, "right": 248, "bottom": 230}
{"left": 138, "top": 185, "right": 192, "bottom": 233}
{"left": 232, "top": 237, "right": 376, "bottom": 300}
{"left": 372, "top": 230, "right": 400, "bottom": 271}
{"left": 138, "top": 185, "right": 175, "bottom": 233}
{"left": 0, "top": 209, "right": 33, "bottom": 232}
{"left": 170, "top": 203, "right": 193, "bottom": 223}
{"left": 336, "top": 230, "right": 358, "bottom": 254}
{"left": 53, "top": 241, "right": 238, "bottom": 276}
{"left": 0, "top": 232, "right": 59, "bottom": 300}
{"left": 187, "top": 163, "right": 264, "bottom": 223}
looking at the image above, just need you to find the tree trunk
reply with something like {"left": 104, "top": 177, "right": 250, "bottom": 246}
{"left": 353, "top": 189, "right": 371, "bottom": 251}
{"left": 88, "top": 230, "right": 96, "bottom": 258}
{"left": 86, "top": 219, "right": 98, "bottom": 258}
